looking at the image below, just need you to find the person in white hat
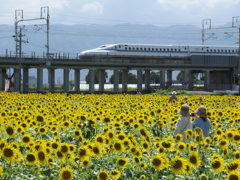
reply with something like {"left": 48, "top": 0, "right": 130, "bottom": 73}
{"left": 184, "top": 96, "right": 188, "bottom": 101}
{"left": 173, "top": 104, "right": 192, "bottom": 143}
{"left": 168, "top": 91, "right": 178, "bottom": 103}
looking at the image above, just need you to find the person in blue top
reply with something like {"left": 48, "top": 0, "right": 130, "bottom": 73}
{"left": 192, "top": 106, "right": 211, "bottom": 137}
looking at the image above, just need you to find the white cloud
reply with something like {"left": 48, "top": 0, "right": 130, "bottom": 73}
{"left": 80, "top": 2, "right": 104, "bottom": 14}
{"left": 156, "top": 0, "right": 240, "bottom": 10}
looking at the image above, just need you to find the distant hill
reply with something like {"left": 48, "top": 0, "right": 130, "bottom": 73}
{"left": 0, "top": 23, "right": 238, "bottom": 84}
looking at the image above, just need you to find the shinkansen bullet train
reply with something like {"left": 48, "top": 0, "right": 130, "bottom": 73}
{"left": 79, "top": 43, "right": 239, "bottom": 59}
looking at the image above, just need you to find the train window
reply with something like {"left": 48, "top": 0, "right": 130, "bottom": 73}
{"left": 163, "top": 48, "right": 165, "bottom": 51}
{"left": 221, "top": 50, "right": 223, "bottom": 52}
{"left": 160, "top": 48, "right": 162, "bottom": 51}
{"left": 214, "top": 50, "right": 216, "bottom": 52}
{"left": 175, "top": 49, "right": 177, "bottom": 51}
{"left": 140, "top": 48, "right": 142, "bottom": 50}
{"left": 125, "top": 47, "right": 127, "bottom": 50}
{"left": 229, "top": 50, "right": 231, "bottom": 52}
{"left": 185, "top": 47, "right": 187, "bottom": 50}
{"left": 119, "top": 45, "right": 121, "bottom": 48}
{"left": 167, "top": 48, "right": 169, "bottom": 51}
{"left": 137, "top": 48, "right": 139, "bottom": 50}
{"left": 210, "top": 49, "right": 212, "bottom": 52}
{"left": 232, "top": 50, "right": 234, "bottom": 52}
{"left": 115, "top": 46, "right": 117, "bottom": 49}
{"left": 225, "top": 50, "right": 227, "bottom": 52}
{"left": 133, "top": 47, "right": 135, "bottom": 50}
{"left": 152, "top": 48, "right": 154, "bottom": 51}
{"left": 178, "top": 49, "right": 180, "bottom": 51}
{"left": 129, "top": 47, "right": 131, "bottom": 50}
{"left": 202, "top": 48, "right": 204, "bottom": 50}
{"left": 171, "top": 49, "right": 173, "bottom": 51}
{"left": 217, "top": 50, "right": 220, "bottom": 52}
{"left": 207, "top": 49, "right": 209, "bottom": 52}
{"left": 144, "top": 48, "right": 146, "bottom": 51}
{"left": 156, "top": 48, "right": 158, "bottom": 51}
{"left": 148, "top": 48, "right": 150, "bottom": 51}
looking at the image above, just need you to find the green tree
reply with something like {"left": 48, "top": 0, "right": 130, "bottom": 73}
{"left": 85, "top": 70, "right": 108, "bottom": 84}
{"left": 176, "top": 71, "right": 199, "bottom": 83}
{"left": 109, "top": 70, "right": 137, "bottom": 84}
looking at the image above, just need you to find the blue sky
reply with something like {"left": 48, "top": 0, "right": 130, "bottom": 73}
{"left": 1, "top": 0, "right": 240, "bottom": 27}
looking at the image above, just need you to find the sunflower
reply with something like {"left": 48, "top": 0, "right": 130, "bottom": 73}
{"left": 161, "top": 141, "right": 174, "bottom": 151}
{"left": 175, "top": 134, "right": 183, "bottom": 142}
{"left": 211, "top": 157, "right": 225, "bottom": 173}
{"left": 177, "top": 142, "right": 186, "bottom": 152}
{"left": 117, "top": 157, "right": 129, "bottom": 169}
{"left": 139, "top": 162, "right": 148, "bottom": 170}
{"left": 151, "top": 154, "right": 166, "bottom": 171}
{"left": 219, "top": 139, "right": 229, "bottom": 150}
{"left": 234, "top": 151, "right": 240, "bottom": 160}
{"left": 21, "top": 134, "right": 33, "bottom": 147}
{"left": 25, "top": 152, "right": 37, "bottom": 165}
{"left": 47, "top": 156, "right": 55, "bottom": 169}
{"left": 82, "top": 157, "right": 91, "bottom": 168}
{"left": 225, "top": 172, "right": 240, "bottom": 180}
{"left": 171, "top": 156, "right": 187, "bottom": 174}
{"left": 141, "top": 141, "right": 151, "bottom": 150}
{"left": 59, "top": 165, "right": 74, "bottom": 180}
{"left": 113, "top": 142, "right": 124, "bottom": 153}
{"left": 200, "top": 174, "right": 207, "bottom": 180}
{"left": 91, "top": 143, "right": 102, "bottom": 158}
{"left": 1, "top": 146, "right": 16, "bottom": 162}
{"left": 185, "top": 162, "right": 192, "bottom": 176}
{"left": 225, "top": 130, "right": 234, "bottom": 140}
{"left": 73, "top": 130, "right": 82, "bottom": 138}
{"left": 51, "top": 141, "right": 60, "bottom": 152}
{"left": 5, "top": 125, "right": 16, "bottom": 138}
{"left": 77, "top": 145, "right": 90, "bottom": 160}
{"left": 0, "top": 139, "right": 8, "bottom": 152}
{"left": 56, "top": 150, "right": 66, "bottom": 163}
{"left": 38, "top": 126, "right": 48, "bottom": 135}
{"left": 140, "top": 175, "right": 146, "bottom": 180}
{"left": 36, "top": 149, "right": 47, "bottom": 166}
{"left": 233, "top": 133, "right": 240, "bottom": 143}
{"left": 133, "top": 156, "right": 141, "bottom": 165}
{"left": 110, "top": 170, "right": 121, "bottom": 179}
{"left": 226, "top": 160, "right": 240, "bottom": 173}
{"left": 60, "top": 143, "right": 69, "bottom": 155}
{"left": 95, "top": 134, "right": 105, "bottom": 145}
{"left": 0, "top": 166, "right": 3, "bottom": 178}
{"left": 35, "top": 114, "right": 45, "bottom": 125}
{"left": 189, "top": 151, "right": 201, "bottom": 168}
{"left": 204, "top": 137, "right": 212, "bottom": 144}
{"left": 98, "top": 170, "right": 109, "bottom": 180}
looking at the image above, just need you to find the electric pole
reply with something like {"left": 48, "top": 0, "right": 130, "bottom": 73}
{"left": 13, "top": 7, "right": 50, "bottom": 92}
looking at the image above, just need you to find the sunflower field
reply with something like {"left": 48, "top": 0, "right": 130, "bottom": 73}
{"left": 0, "top": 92, "right": 239, "bottom": 180}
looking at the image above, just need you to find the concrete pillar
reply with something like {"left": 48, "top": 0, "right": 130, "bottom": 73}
{"left": 63, "top": 69, "right": 69, "bottom": 93}
{"left": 204, "top": 69, "right": 210, "bottom": 91}
{"left": 167, "top": 70, "right": 172, "bottom": 88}
{"left": 182, "top": 70, "right": 188, "bottom": 90}
{"left": 188, "top": 70, "right": 194, "bottom": 90}
{"left": 137, "top": 70, "right": 143, "bottom": 91}
{"left": 113, "top": 69, "right": 119, "bottom": 93}
{"left": 13, "top": 68, "right": 19, "bottom": 92}
{"left": 99, "top": 69, "right": 105, "bottom": 92}
{"left": 0, "top": 68, "right": 6, "bottom": 91}
{"left": 122, "top": 69, "right": 128, "bottom": 92}
{"left": 89, "top": 69, "right": 95, "bottom": 93}
{"left": 37, "top": 68, "right": 43, "bottom": 92}
{"left": 74, "top": 69, "right": 80, "bottom": 92}
{"left": 23, "top": 68, "right": 29, "bottom": 92}
{"left": 145, "top": 70, "right": 150, "bottom": 91}
{"left": 48, "top": 69, "right": 55, "bottom": 93}
{"left": 160, "top": 70, "right": 165, "bottom": 89}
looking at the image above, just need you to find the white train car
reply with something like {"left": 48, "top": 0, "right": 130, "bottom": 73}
{"left": 79, "top": 44, "right": 239, "bottom": 59}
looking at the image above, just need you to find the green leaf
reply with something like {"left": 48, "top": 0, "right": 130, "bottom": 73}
{"left": 168, "top": 174, "right": 174, "bottom": 180}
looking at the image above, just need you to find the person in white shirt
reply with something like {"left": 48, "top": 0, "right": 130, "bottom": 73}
{"left": 173, "top": 104, "right": 193, "bottom": 143}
